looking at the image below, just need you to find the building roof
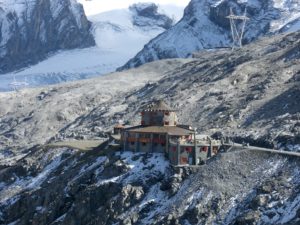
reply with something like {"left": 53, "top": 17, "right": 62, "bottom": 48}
{"left": 111, "top": 134, "right": 121, "bottom": 140}
{"left": 114, "top": 124, "right": 125, "bottom": 129}
{"left": 128, "top": 126, "right": 193, "bottom": 136}
{"left": 142, "top": 100, "right": 176, "bottom": 112}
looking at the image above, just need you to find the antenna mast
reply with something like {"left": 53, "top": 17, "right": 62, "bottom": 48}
{"left": 226, "top": 8, "right": 249, "bottom": 49}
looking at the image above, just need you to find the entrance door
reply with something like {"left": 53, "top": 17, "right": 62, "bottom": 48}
{"left": 188, "top": 156, "right": 193, "bottom": 165}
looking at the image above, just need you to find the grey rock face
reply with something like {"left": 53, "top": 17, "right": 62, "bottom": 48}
{"left": 1, "top": 148, "right": 299, "bottom": 224}
{"left": 0, "top": 0, "right": 95, "bottom": 74}
{"left": 129, "top": 3, "right": 174, "bottom": 30}
{"left": 119, "top": 0, "right": 300, "bottom": 70}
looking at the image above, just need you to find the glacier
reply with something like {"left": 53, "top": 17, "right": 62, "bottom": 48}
{"left": 0, "top": 2, "right": 184, "bottom": 92}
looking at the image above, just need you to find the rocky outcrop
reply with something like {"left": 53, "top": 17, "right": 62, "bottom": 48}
{"left": 129, "top": 3, "right": 174, "bottom": 30}
{"left": 119, "top": 0, "right": 300, "bottom": 70}
{"left": 1, "top": 146, "right": 299, "bottom": 225}
{"left": 0, "top": 0, "right": 95, "bottom": 74}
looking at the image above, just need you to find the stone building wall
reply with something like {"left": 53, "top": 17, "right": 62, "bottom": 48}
{"left": 142, "top": 111, "right": 178, "bottom": 126}
{"left": 123, "top": 131, "right": 167, "bottom": 153}
{"left": 168, "top": 143, "right": 221, "bottom": 165}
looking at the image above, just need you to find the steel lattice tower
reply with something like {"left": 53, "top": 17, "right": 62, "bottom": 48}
{"left": 226, "top": 8, "right": 249, "bottom": 49}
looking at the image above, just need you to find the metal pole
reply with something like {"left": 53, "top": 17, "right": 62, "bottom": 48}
{"left": 207, "top": 136, "right": 212, "bottom": 158}
{"left": 151, "top": 133, "right": 153, "bottom": 153}
{"left": 123, "top": 131, "right": 127, "bottom": 152}
{"left": 166, "top": 133, "right": 169, "bottom": 155}
{"left": 177, "top": 141, "right": 180, "bottom": 165}
{"left": 194, "top": 129, "right": 197, "bottom": 165}
{"left": 239, "top": 8, "right": 248, "bottom": 47}
{"left": 226, "top": 7, "right": 249, "bottom": 49}
{"left": 135, "top": 133, "right": 139, "bottom": 153}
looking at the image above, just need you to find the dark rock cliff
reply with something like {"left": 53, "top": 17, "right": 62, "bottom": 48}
{"left": 0, "top": 0, "right": 95, "bottom": 74}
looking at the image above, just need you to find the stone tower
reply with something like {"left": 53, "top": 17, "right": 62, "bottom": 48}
{"left": 141, "top": 100, "right": 178, "bottom": 126}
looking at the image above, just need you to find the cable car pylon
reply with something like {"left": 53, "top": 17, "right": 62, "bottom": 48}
{"left": 226, "top": 8, "right": 249, "bottom": 49}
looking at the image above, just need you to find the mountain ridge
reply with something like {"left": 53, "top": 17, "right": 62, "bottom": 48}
{"left": 119, "top": 0, "right": 300, "bottom": 70}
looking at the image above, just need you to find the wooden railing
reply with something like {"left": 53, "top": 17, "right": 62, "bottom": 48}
{"left": 139, "top": 138, "right": 151, "bottom": 143}
{"left": 125, "top": 137, "right": 166, "bottom": 144}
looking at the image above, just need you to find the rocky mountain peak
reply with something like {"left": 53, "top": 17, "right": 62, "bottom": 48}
{"left": 0, "top": 0, "right": 95, "bottom": 74}
{"left": 119, "top": 0, "right": 300, "bottom": 70}
{"left": 129, "top": 3, "right": 174, "bottom": 30}
{"left": 130, "top": 3, "right": 159, "bottom": 17}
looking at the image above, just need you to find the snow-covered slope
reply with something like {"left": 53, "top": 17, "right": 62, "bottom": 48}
{"left": 0, "top": 2, "right": 184, "bottom": 92}
{"left": 120, "top": 0, "right": 300, "bottom": 70}
{"left": 0, "top": 0, "right": 94, "bottom": 74}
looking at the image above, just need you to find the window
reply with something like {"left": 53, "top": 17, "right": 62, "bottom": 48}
{"left": 131, "top": 142, "right": 135, "bottom": 145}
{"left": 201, "top": 146, "right": 208, "bottom": 152}
{"left": 164, "top": 121, "right": 169, "bottom": 125}
{"left": 161, "top": 143, "right": 165, "bottom": 146}
{"left": 213, "top": 146, "right": 218, "bottom": 154}
{"left": 142, "top": 142, "right": 147, "bottom": 146}
{"left": 180, "top": 157, "right": 188, "bottom": 164}
{"left": 165, "top": 112, "right": 170, "bottom": 116}
{"left": 185, "top": 147, "right": 192, "bottom": 153}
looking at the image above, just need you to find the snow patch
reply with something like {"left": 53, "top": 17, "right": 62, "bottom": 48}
{"left": 96, "top": 152, "right": 169, "bottom": 187}
{"left": 0, "top": 149, "right": 68, "bottom": 206}
{"left": 97, "top": 176, "right": 122, "bottom": 186}
{"left": 287, "top": 144, "right": 300, "bottom": 152}
{"left": 120, "top": 151, "right": 169, "bottom": 185}
{"left": 0, "top": 152, "right": 27, "bottom": 166}
{"left": 54, "top": 213, "right": 67, "bottom": 223}
{"left": 79, "top": 156, "right": 107, "bottom": 176}
{"left": 26, "top": 152, "right": 63, "bottom": 189}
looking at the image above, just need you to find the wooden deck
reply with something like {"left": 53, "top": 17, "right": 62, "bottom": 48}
{"left": 46, "top": 139, "right": 108, "bottom": 151}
